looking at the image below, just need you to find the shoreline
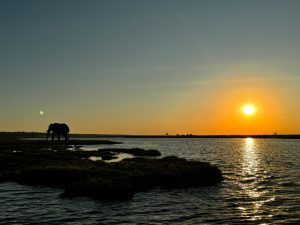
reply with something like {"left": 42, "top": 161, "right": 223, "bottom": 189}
{"left": 1, "top": 132, "right": 300, "bottom": 139}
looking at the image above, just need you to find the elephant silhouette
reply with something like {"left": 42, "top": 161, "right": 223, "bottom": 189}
{"left": 46, "top": 123, "right": 70, "bottom": 144}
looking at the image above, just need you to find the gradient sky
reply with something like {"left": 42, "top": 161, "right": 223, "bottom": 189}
{"left": 1, "top": 0, "right": 300, "bottom": 134}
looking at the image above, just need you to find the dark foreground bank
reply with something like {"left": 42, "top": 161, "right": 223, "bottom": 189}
{"left": 0, "top": 140, "right": 223, "bottom": 200}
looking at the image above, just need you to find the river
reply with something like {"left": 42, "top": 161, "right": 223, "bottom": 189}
{"left": 0, "top": 138, "right": 299, "bottom": 224}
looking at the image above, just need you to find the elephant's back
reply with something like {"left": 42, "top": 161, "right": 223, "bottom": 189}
{"left": 61, "top": 123, "right": 70, "bottom": 133}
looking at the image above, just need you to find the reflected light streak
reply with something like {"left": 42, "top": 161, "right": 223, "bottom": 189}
{"left": 243, "top": 138, "right": 258, "bottom": 178}
{"left": 239, "top": 138, "right": 269, "bottom": 221}
{"left": 245, "top": 137, "right": 254, "bottom": 145}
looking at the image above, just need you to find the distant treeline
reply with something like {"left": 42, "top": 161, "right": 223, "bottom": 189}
{"left": 96, "top": 134, "right": 300, "bottom": 139}
{"left": 1, "top": 132, "right": 300, "bottom": 139}
{"left": 124, "top": 134, "right": 300, "bottom": 139}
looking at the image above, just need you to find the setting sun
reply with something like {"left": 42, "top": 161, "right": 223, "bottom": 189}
{"left": 242, "top": 104, "right": 256, "bottom": 116}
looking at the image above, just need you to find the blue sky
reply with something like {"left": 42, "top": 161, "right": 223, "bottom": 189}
{"left": 1, "top": 0, "right": 300, "bottom": 134}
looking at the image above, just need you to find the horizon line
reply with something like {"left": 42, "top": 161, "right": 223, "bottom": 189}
{"left": 1, "top": 131, "right": 300, "bottom": 138}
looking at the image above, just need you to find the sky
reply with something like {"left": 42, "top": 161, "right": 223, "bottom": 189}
{"left": 1, "top": 0, "right": 300, "bottom": 134}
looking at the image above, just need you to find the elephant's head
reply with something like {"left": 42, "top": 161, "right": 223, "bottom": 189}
{"left": 46, "top": 123, "right": 55, "bottom": 141}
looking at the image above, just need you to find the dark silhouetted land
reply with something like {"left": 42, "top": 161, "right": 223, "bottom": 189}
{"left": 1, "top": 132, "right": 300, "bottom": 140}
{"left": 0, "top": 136, "right": 223, "bottom": 200}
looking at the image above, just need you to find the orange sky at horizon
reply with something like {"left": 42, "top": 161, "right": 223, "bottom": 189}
{"left": 2, "top": 70, "right": 296, "bottom": 135}
{"left": 1, "top": 69, "right": 298, "bottom": 135}
{"left": 150, "top": 71, "right": 300, "bottom": 136}
{"left": 83, "top": 81, "right": 298, "bottom": 136}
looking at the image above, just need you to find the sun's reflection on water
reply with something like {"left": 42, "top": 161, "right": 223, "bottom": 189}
{"left": 238, "top": 138, "right": 274, "bottom": 222}
{"left": 243, "top": 138, "right": 258, "bottom": 178}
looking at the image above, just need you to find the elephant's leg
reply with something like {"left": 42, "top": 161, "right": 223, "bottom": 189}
{"left": 64, "top": 134, "right": 69, "bottom": 145}
{"left": 57, "top": 134, "right": 60, "bottom": 143}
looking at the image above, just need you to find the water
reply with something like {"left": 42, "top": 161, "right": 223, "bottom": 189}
{"left": 0, "top": 138, "right": 299, "bottom": 224}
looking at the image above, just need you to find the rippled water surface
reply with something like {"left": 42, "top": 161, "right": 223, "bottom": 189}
{"left": 1, "top": 138, "right": 299, "bottom": 224}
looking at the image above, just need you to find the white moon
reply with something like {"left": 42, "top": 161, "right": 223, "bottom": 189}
{"left": 39, "top": 110, "right": 44, "bottom": 115}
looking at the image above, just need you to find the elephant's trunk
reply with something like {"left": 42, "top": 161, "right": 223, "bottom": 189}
{"left": 46, "top": 130, "right": 50, "bottom": 142}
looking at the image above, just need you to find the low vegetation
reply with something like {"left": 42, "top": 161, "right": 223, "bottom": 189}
{"left": 0, "top": 139, "right": 223, "bottom": 200}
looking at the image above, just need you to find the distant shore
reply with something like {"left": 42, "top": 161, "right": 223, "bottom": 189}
{"left": 1, "top": 132, "right": 300, "bottom": 139}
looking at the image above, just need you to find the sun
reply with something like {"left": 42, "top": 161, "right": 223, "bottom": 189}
{"left": 242, "top": 104, "right": 256, "bottom": 116}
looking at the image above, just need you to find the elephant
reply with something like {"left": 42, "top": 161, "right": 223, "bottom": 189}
{"left": 46, "top": 123, "right": 70, "bottom": 144}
